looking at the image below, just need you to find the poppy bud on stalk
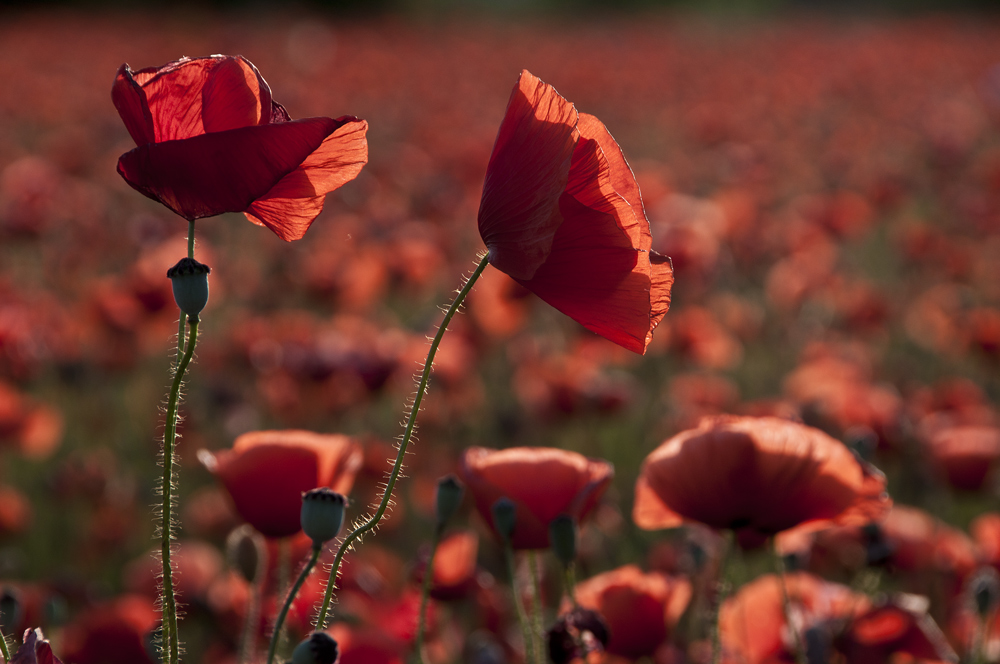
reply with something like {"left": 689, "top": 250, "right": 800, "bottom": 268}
{"left": 435, "top": 475, "right": 464, "bottom": 529}
{"left": 492, "top": 497, "right": 517, "bottom": 542}
{"left": 291, "top": 631, "right": 339, "bottom": 664}
{"left": 549, "top": 514, "right": 577, "bottom": 567}
{"left": 166, "top": 256, "right": 211, "bottom": 319}
{"left": 301, "top": 487, "right": 347, "bottom": 547}
{"left": 971, "top": 568, "right": 1000, "bottom": 617}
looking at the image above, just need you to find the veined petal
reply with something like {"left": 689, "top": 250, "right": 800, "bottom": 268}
{"left": 111, "top": 64, "right": 155, "bottom": 146}
{"left": 136, "top": 56, "right": 218, "bottom": 141}
{"left": 245, "top": 117, "right": 368, "bottom": 241}
{"left": 478, "top": 70, "right": 578, "bottom": 280}
{"left": 117, "top": 117, "right": 338, "bottom": 221}
{"left": 201, "top": 56, "right": 272, "bottom": 133}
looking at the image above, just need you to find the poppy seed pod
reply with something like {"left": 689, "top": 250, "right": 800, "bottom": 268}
{"left": 291, "top": 632, "right": 339, "bottom": 664}
{"left": 971, "top": 568, "right": 1000, "bottom": 617}
{"left": 549, "top": 514, "right": 577, "bottom": 566}
{"left": 166, "top": 256, "right": 211, "bottom": 319}
{"left": 491, "top": 496, "right": 517, "bottom": 542}
{"left": 301, "top": 487, "right": 347, "bottom": 547}
{"left": 435, "top": 475, "right": 464, "bottom": 528}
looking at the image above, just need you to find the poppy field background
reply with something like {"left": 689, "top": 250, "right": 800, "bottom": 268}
{"left": 4, "top": 6, "right": 1000, "bottom": 663}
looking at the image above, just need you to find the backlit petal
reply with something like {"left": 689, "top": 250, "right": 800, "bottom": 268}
{"left": 117, "top": 117, "right": 338, "bottom": 221}
{"left": 478, "top": 70, "right": 578, "bottom": 280}
{"left": 111, "top": 64, "right": 155, "bottom": 146}
{"left": 201, "top": 56, "right": 270, "bottom": 133}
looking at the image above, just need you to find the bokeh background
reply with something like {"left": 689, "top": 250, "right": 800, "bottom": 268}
{"left": 3, "top": 2, "right": 1000, "bottom": 662}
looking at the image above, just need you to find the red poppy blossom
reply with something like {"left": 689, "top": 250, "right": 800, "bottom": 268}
{"left": 113, "top": 55, "right": 368, "bottom": 241}
{"left": 198, "top": 430, "right": 362, "bottom": 538}
{"left": 633, "top": 416, "right": 890, "bottom": 539}
{"left": 565, "top": 564, "right": 691, "bottom": 660}
{"left": 459, "top": 446, "right": 613, "bottom": 550}
{"left": 477, "top": 70, "right": 673, "bottom": 355}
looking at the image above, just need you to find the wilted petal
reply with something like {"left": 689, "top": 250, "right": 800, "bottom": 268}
{"left": 478, "top": 70, "right": 578, "bottom": 280}
{"left": 245, "top": 117, "right": 369, "bottom": 241}
{"left": 117, "top": 117, "right": 338, "bottom": 221}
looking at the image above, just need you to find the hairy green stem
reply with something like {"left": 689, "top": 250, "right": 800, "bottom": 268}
{"left": 528, "top": 550, "right": 545, "bottom": 663}
{"left": 0, "top": 627, "right": 10, "bottom": 662}
{"left": 413, "top": 525, "right": 443, "bottom": 664}
{"left": 161, "top": 316, "right": 199, "bottom": 664}
{"left": 505, "top": 545, "right": 536, "bottom": 664}
{"left": 267, "top": 546, "right": 321, "bottom": 664}
{"left": 773, "top": 539, "right": 806, "bottom": 664}
{"left": 315, "top": 254, "right": 490, "bottom": 628}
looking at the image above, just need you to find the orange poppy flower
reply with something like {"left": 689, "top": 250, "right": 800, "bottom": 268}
{"left": 477, "top": 70, "right": 673, "bottom": 355}
{"left": 198, "top": 430, "right": 362, "bottom": 538}
{"left": 566, "top": 564, "right": 691, "bottom": 660}
{"left": 113, "top": 55, "right": 368, "bottom": 240}
{"left": 633, "top": 416, "right": 890, "bottom": 539}
{"left": 459, "top": 446, "right": 613, "bottom": 550}
{"left": 923, "top": 425, "right": 1000, "bottom": 491}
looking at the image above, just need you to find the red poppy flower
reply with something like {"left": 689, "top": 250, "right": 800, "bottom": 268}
{"left": 633, "top": 416, "right": 890, "bottom": 539}
{"left": 198, "top": 430, "right": 362, "bottom": 538}
{"left": 113, "top": 55, "right": 368, "bottom": 241}
{"left": 565, "top": 564, "right": 691, "bottom": 659}
{"left": 923, "top": 425, "right": 1000, "bottom": 491}
{"left": 60, "top": 595, "right": 158, "bottom": 664}
{"left": 477, "top": 70, "right": 673, "bottom": 355}
{"left": 459, "top": 446, "right": 613, "bottom": 550}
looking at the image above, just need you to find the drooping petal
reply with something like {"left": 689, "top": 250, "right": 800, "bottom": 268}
{"left": 117, "top": 117, "right": 338, "bottom": 221}
{"left": 245, "top": 117, "right": 368, "bottom": 241}
{"left": 478, "top": 70, "right": 578, "bottom": 280}
{"left": 515, "top": 131, "right": 673, "bottom": 354}
{"left": 201, "top": 56, "right": 272, "bottom": 133}
{"left": 111, "top": 64, "right": 155, "bottom": 146}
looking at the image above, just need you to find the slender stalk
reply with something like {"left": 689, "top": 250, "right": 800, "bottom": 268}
{"left": 161, "top": 317, "right": 199, "bottom": 664}
{"left": 528, "top": 551, "right": 545, "bottom": 663}
{"left": 504, "top": 545, "right": 536, "bottom": 664}
{"left": 710, "top": 532, "right": 733, "bottom": 664}
{"left": 0, "top": 627, "right": 9, "bottom": 662}
{"left": 315, "top": 254, "right": 490, "bottom": 628}
{"left": 267, "top": 546, "right": 321, "bottom": 664}
{"left": 562, "top": 564, "right": 579, "bottom": 609}
{"left": 237, "top": 532, "right": 268, "bottom": 664}
{"left": 772, "top": 538, "right": 806, "bottom": 664}
{"left": 175, "top": 221, "right": 194, "bottom": 363}
{"left": 414, "top": 525, "right": 443, "bottom": 664}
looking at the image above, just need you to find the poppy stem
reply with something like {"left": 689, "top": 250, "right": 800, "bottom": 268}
{"left": 161, "top": 316, "right": 199, "bottom": 664}
{"left": 505, "top": 546, "right": 537, "bottom": 664}
{"left": 562, "top": 564, "right": 579, "bottom": 609}
{"left": 266, "top": 545, "right": 321, "bottom": 664}
{"left": 528, "top": 550, "right": 545, "bottom": 663}
{"left": 237, "top": 534, "right": 267, "bottom": 664}
{"left": 314, "top": 253, "right": 490, "bottom": 630}
{"left": 0, "top": 626, "right": 10, "bottom": 662}
{"left": 414, "top": 524, "right": 443, "bottom": 664}
{"left": 710, "top": 531, "right": 733, "bottom": 664}
{"left": 772, "top": 538, "right": 806, "bottom": 664}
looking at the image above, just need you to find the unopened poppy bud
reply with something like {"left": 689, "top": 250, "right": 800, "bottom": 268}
{"left": 0, "top": 587, "right": 20, "bottom": 632}
{"left": 167, "top": 256, "right": 211, "bottom": 319}
{"left": 226, "top": 524, "right": 265, "bottom": 584}
{"left": 291, "top": 631, "right": 339, "bottom": 664}
{"left": 435, "top": 475, "right": 464, "bottom": 528}
{"left": 971, "top": 568, "right": 1000, "bottom": 617}
{"left": 491, "top": 496, "right": 517, "bottom": 542}
{"left": 549, "top": 514, "right": 577, "bottom": 566}
{"left": 301, "top": 488, "right": 347, "bottom": 547}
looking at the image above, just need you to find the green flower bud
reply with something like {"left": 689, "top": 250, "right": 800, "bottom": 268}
{"left": 549, "top": 514, "right": 577, "bottom": 566}
{"left": 291, "top": 632, "right": 339, "bottom": 664}
{"left": 435, "top": 475, "right": 464, "bottom": 528}
{"left": 491, "top": 496, "right": 517, "bottom": 542}
{"left": 166, "top": 256, "right": 211, "bottom": 319}
{"left": 301, "top": 488, "right": 347, "bottom": 547}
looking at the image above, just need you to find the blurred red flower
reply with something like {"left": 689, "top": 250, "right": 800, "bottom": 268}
{"left": 60, "top": 595, "right": 158, "bottom": 664}
{"left": 565, "top": 564, "right": 691, "bottom": 660}
{"left": 113, "top": 55, "right": 368, "bottom": 240}
{"left": 459, "top": 446, "right": 613, "bottom": 549}
{"left": 199, "top": 430, "right": 362, "bottom": 538}
{"left": 477, "top": 70, "right": 673, "bottom": 355}
{"left": 633, "top": 416, "right": 890, "bottom": 540}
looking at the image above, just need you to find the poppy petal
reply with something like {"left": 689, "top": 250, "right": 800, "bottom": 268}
{"left": 117, "top": 117, "right": 338, "bottom": 221}
{"left": 201, "top": 56, "right": 272, "bottom": 133}
{"left": 136, "top": 56, "right": 221, "bottom": 141}
{"left": 478, "top": 70, "right": 578, "bottom": 280}
{"left": 111, "top": 64, "right": 155, "bottom": 146}
{"left": 245, "top": 117, "right": 368, "bottom": 241}
{"left": 515, "top": 132, "right": 673, "bottom": 354}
